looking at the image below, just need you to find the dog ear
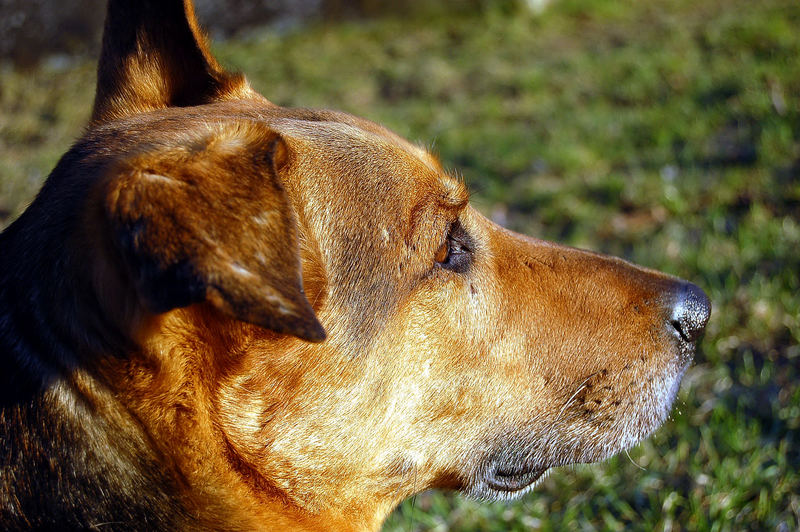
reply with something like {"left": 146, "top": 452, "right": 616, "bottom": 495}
{"left": 92, "top": 0, "right": 253, "bottom": 123}
{"left": 102, "top": 126, "right": 325, "bottom": 342}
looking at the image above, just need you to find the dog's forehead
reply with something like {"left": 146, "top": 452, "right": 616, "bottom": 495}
{"left": 269, "top": 114, "right": 464, "bottom": 200}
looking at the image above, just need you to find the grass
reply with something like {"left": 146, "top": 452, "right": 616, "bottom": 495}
{"left": 1, "top": 0, "right": 798, "bottom": 529}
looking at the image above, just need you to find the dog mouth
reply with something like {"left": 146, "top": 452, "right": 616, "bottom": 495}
{"left": 466, "top": 450, "right": 554, "bottom": 499}
{"left": 485, "top": 464, "right": 549, "bottom": 494}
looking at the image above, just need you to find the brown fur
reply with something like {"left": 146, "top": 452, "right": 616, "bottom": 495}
{"left": 0, "top": 1, "right": 710, "bottom": 530}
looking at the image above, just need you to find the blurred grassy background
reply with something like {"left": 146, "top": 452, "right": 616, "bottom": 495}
{"left": 1, "top": 0, "right": 798, "bottom": 530}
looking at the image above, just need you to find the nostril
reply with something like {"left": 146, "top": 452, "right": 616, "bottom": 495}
{"left": 670, "top": 281, "right": 711, "bottom": 343}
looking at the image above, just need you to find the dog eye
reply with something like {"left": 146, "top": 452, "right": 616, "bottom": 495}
{"left": 435, "top": 222, "right": 472, "bottom": 273}
{"left": 434, "top": 241, "right": 450, "bottom": 263}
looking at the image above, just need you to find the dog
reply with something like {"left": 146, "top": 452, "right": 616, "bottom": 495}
{"left": 0, "top": 0, "right": 710, "bottom": 530}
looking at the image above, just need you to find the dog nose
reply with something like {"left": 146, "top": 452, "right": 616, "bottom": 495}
{"left": 669, "top": 281, "right": 711, "bottom": 342}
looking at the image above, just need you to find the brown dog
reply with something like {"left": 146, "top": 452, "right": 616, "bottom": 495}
{"left": 0, "top": 1, "right": 710, "bottom": 530}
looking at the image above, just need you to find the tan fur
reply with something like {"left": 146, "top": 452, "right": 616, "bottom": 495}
{"left": 0, "top": 1, "right": 709, "bottom": 530}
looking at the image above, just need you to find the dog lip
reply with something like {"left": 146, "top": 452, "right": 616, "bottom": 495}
{"left": 484, "top": 464, "right": 548, "bottom": 493}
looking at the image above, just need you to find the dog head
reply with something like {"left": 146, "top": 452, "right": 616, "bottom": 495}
{"left": 53, "top": 0, "right": 710, "bottom": 528}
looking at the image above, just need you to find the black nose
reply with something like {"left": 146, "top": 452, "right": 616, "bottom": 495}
{"left": 670, "top": 281, "right": 711, "bottom": 342}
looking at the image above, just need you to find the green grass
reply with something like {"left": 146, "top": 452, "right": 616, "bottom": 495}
{"left": 1, "top": 0, "right": 798, "bottom": 529}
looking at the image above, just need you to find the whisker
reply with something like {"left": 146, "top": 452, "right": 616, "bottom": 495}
{"left": 625, "top": 448, "right": 646, "bottom": 471}
{"left": 555, "top": 372, "right": 599, "bottom": 423}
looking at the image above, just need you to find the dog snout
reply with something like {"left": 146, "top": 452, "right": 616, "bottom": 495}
{"left": 668, "top": 281, "right": 711, "bottom": 343}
